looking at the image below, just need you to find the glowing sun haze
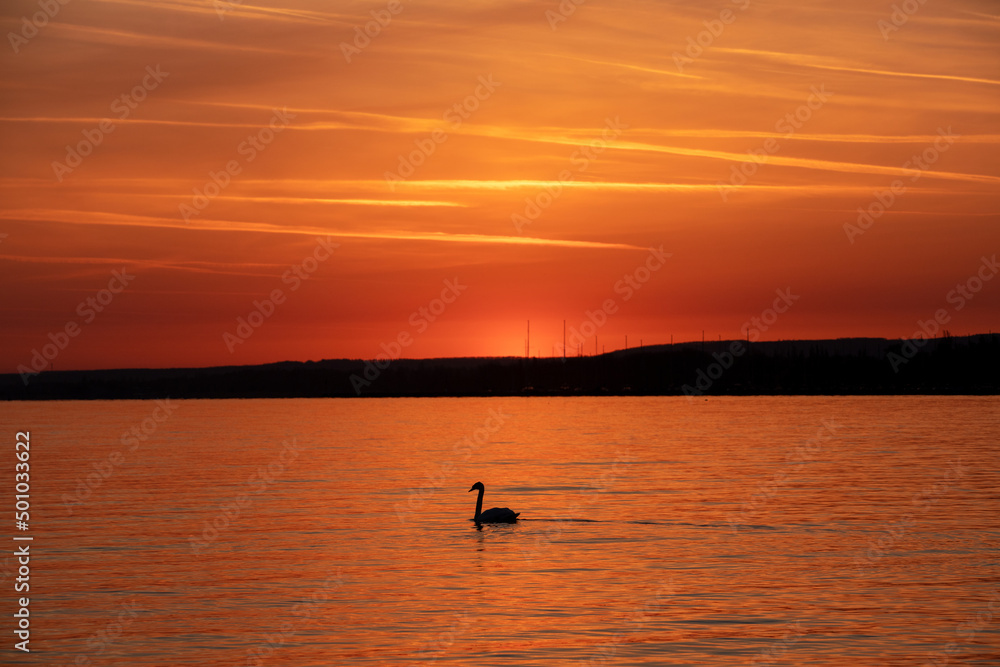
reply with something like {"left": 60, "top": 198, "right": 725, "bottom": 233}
{"left": 1, "top": 0, "right": 998, "bottom": 370}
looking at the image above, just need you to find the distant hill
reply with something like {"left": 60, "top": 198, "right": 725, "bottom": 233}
{"left": 1, "top": 335, "right": 998, "bottom": 400}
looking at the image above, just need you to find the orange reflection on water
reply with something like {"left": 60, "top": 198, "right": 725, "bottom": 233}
{"left": 14, "top": 396, "right": 1000, "bottom": 665}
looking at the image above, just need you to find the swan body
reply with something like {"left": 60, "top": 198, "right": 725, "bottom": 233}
{"left": 469, "top": 481, "right": 519, "bottom": 523}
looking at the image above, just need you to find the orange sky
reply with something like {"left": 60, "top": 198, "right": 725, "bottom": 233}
{"left": 1, "top": 0, "right": 998, "bottom": 371}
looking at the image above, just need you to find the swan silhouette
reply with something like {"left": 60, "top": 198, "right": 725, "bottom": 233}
{"left": 468, "top": 482, "right": 519, "bottom": 523}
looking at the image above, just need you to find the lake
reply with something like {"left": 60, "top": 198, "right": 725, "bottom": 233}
{"left": 4, "top": 396, "right": 999, "bottom": 665}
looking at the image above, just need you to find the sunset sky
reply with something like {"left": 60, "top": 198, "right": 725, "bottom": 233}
{"left": 1, "top": 0, "right": 998, "bottom": 371}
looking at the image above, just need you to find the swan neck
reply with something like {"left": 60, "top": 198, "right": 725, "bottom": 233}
{"left": 475, "top": 487, "right": 484, "bottom": 519}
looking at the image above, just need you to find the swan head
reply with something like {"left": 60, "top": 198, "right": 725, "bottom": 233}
{"left": 469, "top": 481, "right": 484, "bottom": 493}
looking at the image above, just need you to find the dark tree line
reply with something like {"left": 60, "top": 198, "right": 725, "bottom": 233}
{"left": 2, "top": 335, "right": 997, "bottom": 401}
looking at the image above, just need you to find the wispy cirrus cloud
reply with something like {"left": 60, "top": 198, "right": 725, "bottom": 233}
{"left": 90, "top": 0, "right": 353, "bottom": 24}
{"left": 0, "top": 252, "right": 285, "bottom": 278}
{"left": 715, "top": 48, "right": 1000, "bottom": 87}
{"left": 7, "top": 111, "right": 1000, "bottom": 147}
{"left": 0, "top": 209, "right": 642, "bottom": 250}
{"left": 12, "top": 111, "right": 996, "bottom": 187}
{"left": 47, "top": 22, "right": 301, "bottom": 54}
{"left": 142, "top": 194, "right": 468, "bottom": 208}
{"left": 2, "top": 0, "right": 998, "bottom": 366}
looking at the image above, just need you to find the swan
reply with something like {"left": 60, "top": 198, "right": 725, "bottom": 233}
{"left": 468, "top": 482, "right": 519, "bottom": 523}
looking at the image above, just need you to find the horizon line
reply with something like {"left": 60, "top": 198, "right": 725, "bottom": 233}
{"left": 5, "top": 332, "right": 995, "bottom": 377}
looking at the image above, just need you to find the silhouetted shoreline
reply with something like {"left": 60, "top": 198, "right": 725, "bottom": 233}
{"left": 2, "top": 335, "right": 997, "bottom": 400}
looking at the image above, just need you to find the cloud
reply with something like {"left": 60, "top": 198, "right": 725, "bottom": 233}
{"left": 0, "top": 209, "right": 642, "bottom": 250}
{"left": 49, "top": 22, "right": 298, "bottom": 55}
{"left": 715, "top": 47, "right": 1000, "bottom": 87}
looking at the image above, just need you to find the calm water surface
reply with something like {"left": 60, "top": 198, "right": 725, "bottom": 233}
{"left": 3, "top": 396, "right": 999, "bottom": 665}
